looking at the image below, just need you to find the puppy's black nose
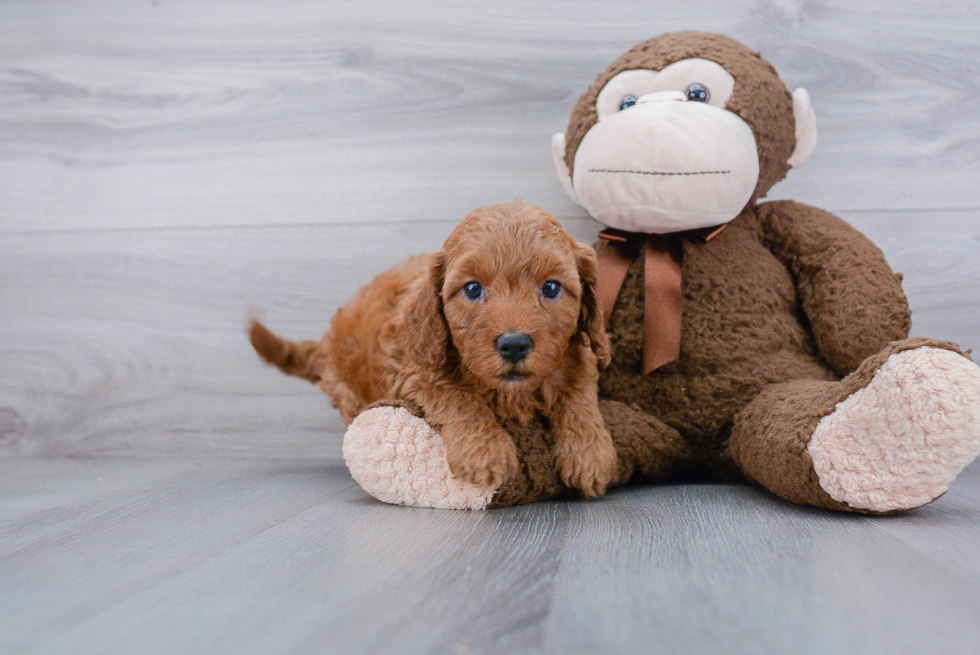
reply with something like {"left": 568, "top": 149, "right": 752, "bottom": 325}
{"left": 496, "top": 332, "right": 532, "bottom": 364}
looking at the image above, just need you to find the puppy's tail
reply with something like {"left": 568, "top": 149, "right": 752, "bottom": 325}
{"left": 248, "top": 320, "right": 322, "bottom": 383}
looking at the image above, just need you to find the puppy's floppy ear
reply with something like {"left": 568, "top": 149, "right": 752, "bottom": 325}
{"left": 575, "top": 243, "right": 611, "bottom": 367}
{"left": 403, "top": 250, "right": 450, "bottom": 369}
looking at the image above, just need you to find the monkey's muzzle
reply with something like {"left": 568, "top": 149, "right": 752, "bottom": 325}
{"left": 571, "top": 98, "right": 760, "bottom": 234}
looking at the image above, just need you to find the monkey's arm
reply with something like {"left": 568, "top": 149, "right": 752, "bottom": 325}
{"left": 758, "top": 200, "right": 911, "bottom": 376}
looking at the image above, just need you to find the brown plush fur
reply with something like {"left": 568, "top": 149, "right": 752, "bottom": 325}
{"left": 473, "top": 197, "right": 945, "bottom": 509}
{"left": 454, "top": 32, "right": 940, "bottom": 511}
{"left": 564, "top": 31, "right": 796, "bottom": 205}
{"left": 476, "top": 200, "right": 920, "bottom": 508}
{"left": 259, "top": 32, "right": 966, "bottom": 513}
{"left": 251, "top": 202, "right": 618, "bottom": 496}
{"left": 598, "top": 201, "right": 912, "bottom": 472}
{"left": 727, "top": 337, "right": 972, "bottom": 514}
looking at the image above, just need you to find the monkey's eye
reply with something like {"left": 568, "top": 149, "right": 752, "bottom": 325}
{"left": 619, "top": 95, "right": 638, "bottom": 111}
{"left": 686, "top": 83, "right": 709, "bottom": 102}
{"left": 540, "top": 280, "right": 562, "bottom": 300}
{"left": 462, "top": 281, "right": 484, "bottom": 300}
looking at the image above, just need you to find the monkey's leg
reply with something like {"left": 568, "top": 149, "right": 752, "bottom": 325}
{"left": 727, "top": 338, "right": 980, "bottom": 513}
{"left": 342, "top": 401, "right": 496, "bottom": 510}
{"left": 599, "top": 399, "right": 692, "bottom": 485}
{"left": 343, "top": 401, "right": 565, "bottom": 509}
{"left": 492, "top": 400, "right": 696, "bottom": 503}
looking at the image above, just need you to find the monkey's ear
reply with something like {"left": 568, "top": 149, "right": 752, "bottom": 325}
{"left": 552, "top": 132, "right": 582, "bottom": 206}
{"left": 403, "top": 251, "right": 450, "bottom": 370}
{"left": 788, "top": 88, "right": 818, "bottom": 168}
{"left": 575, "top": 243, "right": 611, "bottom": 367}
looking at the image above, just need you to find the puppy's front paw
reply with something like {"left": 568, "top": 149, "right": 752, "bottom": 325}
{"left": 445, "top": 428, "right": 520, "bottom": 490}
{"left": 555, "top": 428, "right": 618, "bottom": 498}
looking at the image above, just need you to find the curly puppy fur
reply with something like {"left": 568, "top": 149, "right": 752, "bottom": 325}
{"left": 251, "top": 201, "right": 618, "bottom": 496}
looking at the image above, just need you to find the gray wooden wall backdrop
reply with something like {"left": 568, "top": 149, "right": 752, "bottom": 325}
{"left": 1, "top": 0, "right": 979, "bottom": 459}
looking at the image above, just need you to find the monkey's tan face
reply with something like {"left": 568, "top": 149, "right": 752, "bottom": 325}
{"left": 552, "top": 59, "right": 815, "bottom": 234}
{"left": 555, "top": 58, "right": 760, "bottom": 234}
{"left": 555, "top": 34, "right": 817, "bottom": 235}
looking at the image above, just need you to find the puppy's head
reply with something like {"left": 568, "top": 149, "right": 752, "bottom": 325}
{"left": 405, "top": 201, "right": 609, "bottom": 392}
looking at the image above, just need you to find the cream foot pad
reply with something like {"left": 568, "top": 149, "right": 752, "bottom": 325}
{"left": 809, "top": 347, "right": 980, "bottom": 512}
{"left": 343, "top": 406, "right": 495, "bottom": 510}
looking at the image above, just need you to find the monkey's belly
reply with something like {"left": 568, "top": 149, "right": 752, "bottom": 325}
{"left": 599, "top": 216, "right": 837, "bottom": 461}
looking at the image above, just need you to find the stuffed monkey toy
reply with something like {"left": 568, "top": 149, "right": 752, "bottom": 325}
{"left": 342, "top": 31, "right": 980, "bottom": 512}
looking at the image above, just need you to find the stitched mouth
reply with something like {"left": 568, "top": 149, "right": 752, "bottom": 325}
{"left": 588, "top": 169, "right": 730, "bottom": 176}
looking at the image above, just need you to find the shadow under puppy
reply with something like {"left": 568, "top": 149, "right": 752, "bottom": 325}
{"left": 250, "top": 201, "right": 618, "bottom": 500}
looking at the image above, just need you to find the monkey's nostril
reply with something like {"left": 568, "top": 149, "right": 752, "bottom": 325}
{"left": 496, "top": 332, "right": 533, "bottom": 364}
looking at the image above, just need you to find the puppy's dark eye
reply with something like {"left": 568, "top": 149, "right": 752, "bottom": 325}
{"left": 686, "top": 83, "right": 709, "bottom": 102}
{"left": 541, "top": 280, "right": 562, "bottom": 300}
{"left": 619, "top": 95, "right": 637, "bottom": 110}
{"left": 462, "top": 281, "right": 484, "bottom": 300}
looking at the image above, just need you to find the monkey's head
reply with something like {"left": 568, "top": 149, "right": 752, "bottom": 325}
{"left": 553, "top": 32, "right": 817, "bottom": 234}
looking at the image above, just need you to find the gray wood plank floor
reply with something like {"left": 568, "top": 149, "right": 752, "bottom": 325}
{"left": 2, "top": 0, "right": 980, "bottom": 652}
{"left": 1, "top": 459, "right": 979, "bottom": 655}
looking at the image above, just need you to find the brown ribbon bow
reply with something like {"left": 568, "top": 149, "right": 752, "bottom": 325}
{"left": 595, "top": 225, "right": 726, "bottom": 374}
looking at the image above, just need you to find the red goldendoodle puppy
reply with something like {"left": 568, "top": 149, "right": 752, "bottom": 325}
{"left": 250, "top": 201, "right": 618, "bottom": 496}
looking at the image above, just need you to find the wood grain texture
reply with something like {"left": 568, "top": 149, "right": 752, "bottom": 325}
{"left": 1, "top": 0, "right": 978, "bottom": 458}
{"left": 547, "top": 473, "right": 980, "bottom": 654}
{"left": 0, "top": 458, "right": 978, "bottom": 655}
{"left": 1, "top": 211, "right": 977, "bottom": 458}
{"left": 0, "top": 217, "right": 599, "bottom": 458}
{"left": 1, "top": 0, "right": 979, "bottom": 234}
{"left": 2, "top": 3, "right": 980, "bottom": 653}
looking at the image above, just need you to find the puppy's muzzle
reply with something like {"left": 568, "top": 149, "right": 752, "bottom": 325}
{"left": 496, "top": 331, "right": 532, "bottom": 364}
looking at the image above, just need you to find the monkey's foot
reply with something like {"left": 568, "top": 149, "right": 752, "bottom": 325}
{"left": 808, "top": 345, "right": 980, "bottom": 512}
{"left": 342, "top": 405, "right": 496, "bottom": 510}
